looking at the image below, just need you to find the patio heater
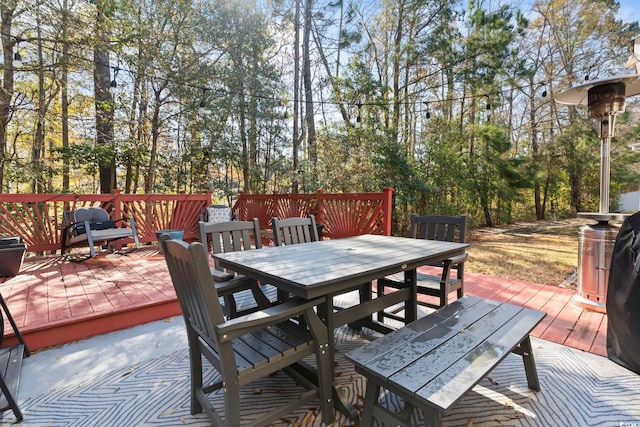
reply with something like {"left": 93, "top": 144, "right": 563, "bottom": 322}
{"left": 556, "top": 72, "right": 640, "bottom": 312}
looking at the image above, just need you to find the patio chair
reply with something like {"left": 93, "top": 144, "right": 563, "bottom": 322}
{"left": 198, "top": 219, "right": 274, "bottom": 318}
{"left": 271, "top": 215, "right": 371, "bottom": 326}
{"left": 377, "top": 213, "right": 468, "bottom": 323}
{"left": 61, "top": 207, "right": 140, "bottom": 260}
{"left": 271, "top": 215, "right": 320, "bottom": 302}
{"left": 160, "top": 236, "right": 334, "bottom": 427}
{"left": 271, "top": 215, "right": 320, "bottom": 246}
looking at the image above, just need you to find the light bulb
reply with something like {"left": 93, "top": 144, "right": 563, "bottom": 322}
{"left": 13, "top": 51, "right": 21, "bottom": 68}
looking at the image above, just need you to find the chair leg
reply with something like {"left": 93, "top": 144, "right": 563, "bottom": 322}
{"left": 376, "top": 280, "right": 385, "bottom": 322}
{"left": 439, "top": 281, "right": 448, "bottom": 308}
{"left": 84, "top": 221, "right": 96, "bottom": 257}
{"left": 189, "top": 335, "right": 203, "bottom": 414}
{"left": 305, "top": 307, "right": 335, "bottom": 422}
{"left": 222, "top": 366, "right": 242, "bottom": 426}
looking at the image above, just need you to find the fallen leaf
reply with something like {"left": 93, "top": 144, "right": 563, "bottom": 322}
{"left": 253, "top": 388, "right": 262, "bottom": 394}
{"left": 466, "top": 418, "right": 474, "bottom": 426}
{"left": 160, "top": 408, "right": 176, "bottom": 416}
{"left": 504, "top": 399, "right": 514, "bottom": 408}
{"left": 487, "top": 376, "right": 498, "bottom": 385}
{"left": 304, "top": 413, "right": 313, "bottom": 425}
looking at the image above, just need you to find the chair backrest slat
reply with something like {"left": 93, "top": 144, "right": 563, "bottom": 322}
{"left": 409, "top": 214, "right": 467, "bottom": 243}
{"left": 272, "top": 216, "right": 319, "bottom": 246}
{"left": 198, "top": 219, "right": 262, "bottom": 271}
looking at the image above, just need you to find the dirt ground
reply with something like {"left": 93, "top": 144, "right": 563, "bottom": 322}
{"left": 465, "top": 218, "right": 598, "bottom": 286}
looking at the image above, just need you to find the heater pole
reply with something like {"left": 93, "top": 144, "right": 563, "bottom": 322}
{"left": 599, "top": 115, "right": 615, "bottom": 214}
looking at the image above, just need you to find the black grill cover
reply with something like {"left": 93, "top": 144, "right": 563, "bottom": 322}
{"left": 606, "top": 212, "right": 640, "bottom": 374}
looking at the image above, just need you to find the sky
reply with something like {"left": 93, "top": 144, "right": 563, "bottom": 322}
{"left": 618, "top": 0, "right": 640, "bottom": 24}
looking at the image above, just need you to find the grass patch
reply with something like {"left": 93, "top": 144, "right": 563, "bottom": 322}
{"left": 465, "top": 219, "right": 590, "bottom": 286}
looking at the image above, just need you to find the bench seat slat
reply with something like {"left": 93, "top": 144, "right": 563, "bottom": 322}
{"left": 347, "top": 296, "right": 492, "bottom": 368}
{"left": 362, "top": 325, "right": 458, "bottom": 380}
{"left": 231, "top": 337, "right": 269, "bottom": 370}
{"left": 486, "top": 308, "right": 546, "bottom": 349}
{"left": 388, "top": 332, "right": 486, "bottom": 394}
{"left": 431, "top": 297, "right": 500, "bottom": 331}
{"left": 416, "top": 340, "right": 509, "bottom": 411}
{"left": 346, "top": 296, "right": 547, "bottom": 427}
{"left": 366, "top": 301, "right": 525, "bottom": 386}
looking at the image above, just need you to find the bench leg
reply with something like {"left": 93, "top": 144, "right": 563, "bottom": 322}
{"left": 361, "top": 381, "right": 438, "bottom": 427}
{"left": 515, "top": 335, "right": 540, "bottom": 392}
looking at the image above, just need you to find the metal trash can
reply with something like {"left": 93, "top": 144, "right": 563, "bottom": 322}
{"left": 155, "top": 229, "right": 184, "bottom": 253}
{"left": 0, "top": 236, "right": 26, "bottom": 277}
{"left": 574, "top": 222, "right": 619, "bottom": 312}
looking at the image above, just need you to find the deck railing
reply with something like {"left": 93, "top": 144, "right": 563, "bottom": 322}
{"left": 0, "top": 188, "right": 393, "bottom": 254}
{"left": 232, "top": 187, "right": 393, "bottom": 239}
{"left": 0, "top": 190, "right": 212, "bottom": 253}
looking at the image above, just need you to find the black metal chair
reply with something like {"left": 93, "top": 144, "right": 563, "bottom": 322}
{"left": 61, "top": 207, "right": 140, "bottom": 260}
{"left": 160, "top": 235, "right": 334, "bottom": 426}
{"left": 377, "top": 214, "right": 468, "bottom": 323}
{"left": 198, "top": 219, "right": 273, "bottom": 317}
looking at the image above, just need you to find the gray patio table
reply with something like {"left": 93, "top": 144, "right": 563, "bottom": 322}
{"left": 213, "top": 233, "right": 469, "bottom": 419}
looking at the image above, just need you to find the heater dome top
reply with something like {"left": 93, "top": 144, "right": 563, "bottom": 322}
{"left": 555, "top": 74, "right": 640, "bottom": 105}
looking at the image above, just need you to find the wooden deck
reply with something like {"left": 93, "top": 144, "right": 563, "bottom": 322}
{"left": 0, "top": 246, "right": 607, "bottom": 357}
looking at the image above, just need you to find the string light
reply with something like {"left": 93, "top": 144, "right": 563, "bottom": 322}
{"left": 12, "top": 51, "right": 21, "bottom": 68}
{"left": 198, "top": 87, "right": 208, "bottom": 114}
{"left": 12, "top": 38, "right": 22, "bottom": 68}
{"left": 109, "top": 67, "right": 119, "bottom": 95}
{"left": 3, "top": 33, "right": 602, "bottom": 114}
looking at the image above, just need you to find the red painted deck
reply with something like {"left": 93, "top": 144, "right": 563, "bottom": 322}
{"left": 0, "top": 247, "right": 607, "bottom": 357}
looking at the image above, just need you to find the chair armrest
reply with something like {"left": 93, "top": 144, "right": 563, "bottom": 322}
{"left": 112, "top": 218, "right": 131, "bottom": 227}
{"left": 448, "top": 252, "right": 468, "bottom": 266}
{"left": 214, "top": 275, "right": 256, "bottom": 296}
{"left": 216, "top": 297, "right": 324, "bottom": 341}
{"left": 210, "top": 268, "right": 235, "bottom": 283}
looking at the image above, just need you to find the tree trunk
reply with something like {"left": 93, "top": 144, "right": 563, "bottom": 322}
{"left": 33, "top": 23, "right": 46, "bottom": 193}
{"left": 61, "top": 0, "right": 70, "bottom": 192}
{"left": 93, "top": 0, "right": 115, "bottom": 194}
{"left": 0, "top": 4, "right": 16, "bottom": 191}
{"left": 303, "top": 0, "right": 316, "bottom": 171}
{"left": 391, "top": 0, "right": 404, "bottom": 146}
{"left": 144, "top": 87, "right": 165, "bottom": 193}
{"left": 292, "top": 0, "right": 300, "bottom": 193}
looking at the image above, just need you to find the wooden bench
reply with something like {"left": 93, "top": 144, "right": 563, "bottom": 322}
{"left": 345, "top": 295, "right": 546, "bottom": 427}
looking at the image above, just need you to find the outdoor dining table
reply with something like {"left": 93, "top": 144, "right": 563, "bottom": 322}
{"left": 213, "top": 233, "right": 469, "bottom": 419}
